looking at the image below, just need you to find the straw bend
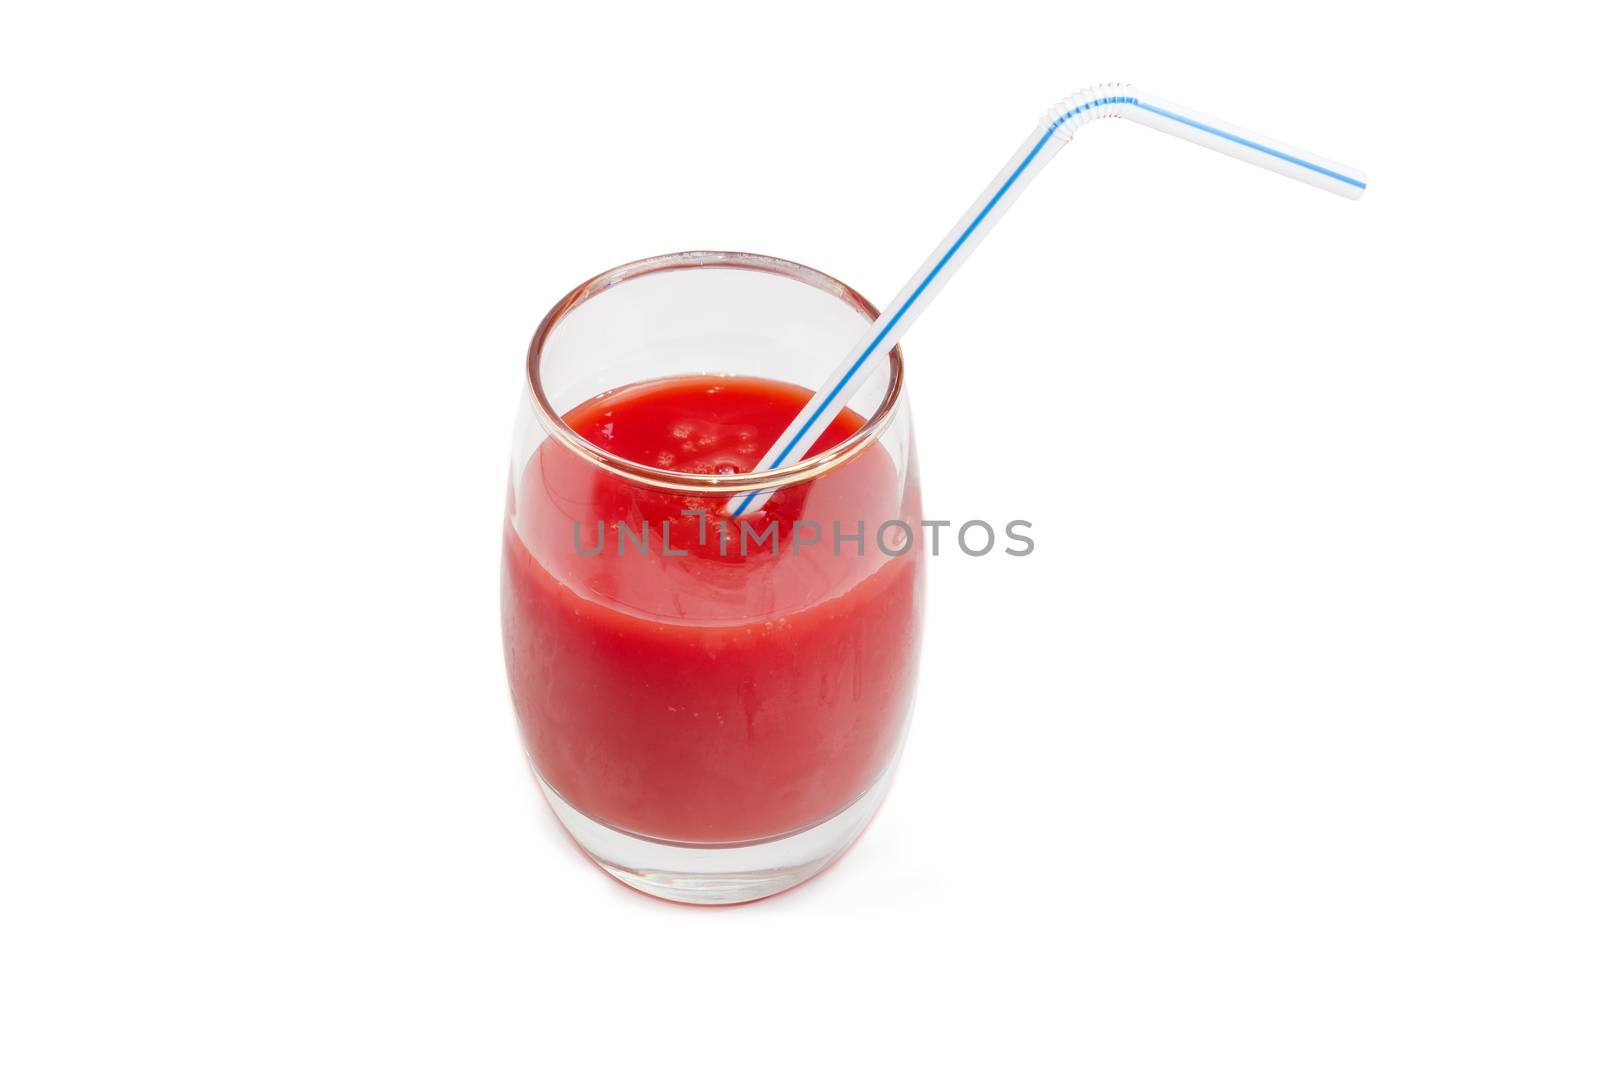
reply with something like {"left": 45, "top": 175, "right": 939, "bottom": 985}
{"left": 1041, "top": 84, "right": 1141, "bottom": 139}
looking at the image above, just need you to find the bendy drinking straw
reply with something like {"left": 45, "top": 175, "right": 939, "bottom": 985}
{"left": 727, "top": 83, "right": 1365, "bottom": 518}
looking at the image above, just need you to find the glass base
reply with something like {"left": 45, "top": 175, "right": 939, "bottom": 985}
{"left": 536, "top": 765, "right": 897, "bottom": 905}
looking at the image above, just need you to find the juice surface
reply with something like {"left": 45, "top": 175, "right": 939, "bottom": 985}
{"left": 502, "top": 376, "right": 923, "bottom": 843}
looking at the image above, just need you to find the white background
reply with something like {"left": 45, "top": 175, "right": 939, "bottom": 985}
{"left": 3, "top": 2, "right": 1596, "bottom": 1063}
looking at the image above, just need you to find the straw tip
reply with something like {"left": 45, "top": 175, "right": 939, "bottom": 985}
{"left": 1323, "top": 169, "right": 1367, "bottom": 200}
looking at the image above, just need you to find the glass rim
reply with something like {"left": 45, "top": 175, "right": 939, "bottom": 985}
{"left": 525, "top": 250, "right": 906, "bottom": 495}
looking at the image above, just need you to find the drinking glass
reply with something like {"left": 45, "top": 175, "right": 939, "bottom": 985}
{"left": 502, "top": 251, "right": 923, "bottom": 904}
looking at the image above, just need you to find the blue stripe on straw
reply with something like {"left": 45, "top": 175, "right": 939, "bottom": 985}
{"left": 730, "top": 94, "right": 1362, "bottom": 518}
{"left": 1131, "top": 101, "right": 1366, "bottom": 190}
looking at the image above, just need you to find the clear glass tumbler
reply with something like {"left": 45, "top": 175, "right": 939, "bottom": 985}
{"left": 501, "top": 251, "right": 924, "bottom": 904}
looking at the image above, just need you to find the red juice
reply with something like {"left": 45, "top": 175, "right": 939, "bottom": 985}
{"left": 501, "top": 376, "right": 923, "bottom": 844}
